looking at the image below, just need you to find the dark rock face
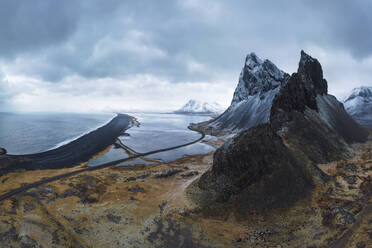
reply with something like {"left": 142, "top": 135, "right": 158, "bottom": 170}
{"left": 316, "top": 94, "right": 368, "bottom": 143}
{"left": 271, "top": 51, "right": 368, "bottom": 146}
{"left": 198, "top": 124, "right": 313, "bottom": 210}
{"left": 272, "top": 110, "right": 351, "bottom": 164}
{"left": 197, "top": 51, "right": 368, "bottom": 213}
{"left": 270, "top": 50, "right": 327, "bottom": 118}
{"left": 269, "top": 51, "right": 367, "bottom": 163}
{"left": 297, "top": 50, "right": 327, "bottom": 95}
{"left": 271, "top": 72, "right": 319, "bottom": 115}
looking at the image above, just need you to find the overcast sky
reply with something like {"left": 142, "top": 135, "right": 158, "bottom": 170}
{"left": 0, "top": 0, "right": 371, "bottom": 113}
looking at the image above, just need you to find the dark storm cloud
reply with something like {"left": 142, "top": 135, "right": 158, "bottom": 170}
{"left": 303, "top": 0, "right": 372, "bottom": 59}
{"left": 0, "top": 0, "right": 81, "bottom": 59}
{"left": 0, "top": 0, "right": 371, "bottom": 86}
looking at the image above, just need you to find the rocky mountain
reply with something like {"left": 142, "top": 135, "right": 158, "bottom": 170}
{"left": 195, "top": 53, "right": 289, "bottom": 135}
{"left": 343, "top": 86, "right": 372, "bottom": 126}
{"left": 174, "top": 99, "right": 223, "bottom": 114}
{"left": 196, "top": 51, "right": 368, "bottom": 213}
{"left": 1, "top": 52, "right": 371, "bottom": 248}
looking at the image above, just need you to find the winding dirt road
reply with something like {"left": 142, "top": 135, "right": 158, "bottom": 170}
{"left": 0, "top": 128, "right": 205, "bottom": 202}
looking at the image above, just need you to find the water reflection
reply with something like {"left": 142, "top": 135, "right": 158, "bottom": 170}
{"left": 88, "top": 113, "right": 215, "bottom": 166}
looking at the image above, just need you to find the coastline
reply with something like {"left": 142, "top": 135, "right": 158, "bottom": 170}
{"left": 47, "top": 113, "right": 118, "bottom": 151}
{"left": 0, "top": 114, "right": 134, "bottom": 175}
{"left": 0, "top": 116, "right": 211, "bottom": 202}
{"left": 0, "top": 133, "right": 370, "bottom": 247}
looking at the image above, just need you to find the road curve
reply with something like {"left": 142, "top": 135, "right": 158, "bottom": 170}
{"left": 0, "top": 127, "right": 206, "bottom": 202}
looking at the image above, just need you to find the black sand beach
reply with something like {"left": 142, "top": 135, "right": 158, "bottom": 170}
{"left": 0, "top": 114, "right": 132, "bottom": 175}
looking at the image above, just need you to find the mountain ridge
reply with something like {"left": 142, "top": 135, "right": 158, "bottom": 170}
{"left": 195, "top": 53, "right": 289, "bottom": 135}
{"left": 343, "top": 86, "right": 372, "bottom": 126}
{"left": 174, "top": 99, "right": 223, "bottom": 114}
{"left": 195, "top": 51, "right": 368, "bottom": 213}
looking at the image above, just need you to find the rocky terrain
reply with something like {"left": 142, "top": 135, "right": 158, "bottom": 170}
{"left": 195, "top": 53, "right": 289, "bottom": 135}
{"left": 0, "top": 129, "right": 371, "bottom": 247}
{"left": 174, "top": 99, "right": 223, "bottom": 115}
{"left": 196, "top": 51, "right": 367, "bottom": 214}
{"left": 344, "top": 86, "right": 372, "bottom": 126}
{"left": 0, "top": 51, "right": 371, "bottom": 248}
{"left": 190, "top": 51, "right": 371, "bottom": 247}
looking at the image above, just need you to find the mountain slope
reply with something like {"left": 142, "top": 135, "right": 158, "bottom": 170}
{"left": 195, "top": 53, "right": 289, "bottom": 135}
{"left": 343, "top": 86, "right": 372, "bottom": 126}
{"left": 196, "top": 51, "right": 368, "bottom": 213}
{"left": 174, "top": 99, "right": 223, "bottom": 114}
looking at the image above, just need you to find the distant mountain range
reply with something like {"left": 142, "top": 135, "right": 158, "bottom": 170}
{"left": 343, "top": 86, "right": 372, "bottom": 126}
{"left": 174, "top": 100, "right": 224, "bottom": 115}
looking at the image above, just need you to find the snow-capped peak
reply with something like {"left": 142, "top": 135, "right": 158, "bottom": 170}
{"left": 343, "top": 86, "right": 372, "bottom": 120}
{"left": 231, "top": 53, "right": 289, "bottom": 105}
{"left": 174, "top": 99, "right": 224, "bottom": 114}
{"left": 245, "top": 52, "right": 263, "bottom": 69}
{"left": 344, "top": 86, "right": 372, "bottom": 103}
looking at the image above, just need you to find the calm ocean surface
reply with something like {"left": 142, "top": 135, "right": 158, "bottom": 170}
{"left": 0, "top": 112, "right": 215, "bottom": 165}
{"left": 0, "top": 112, "right": 115, "bottom": 154}
{"left": 88, "top": 113, "right": 215, "bottom": 166}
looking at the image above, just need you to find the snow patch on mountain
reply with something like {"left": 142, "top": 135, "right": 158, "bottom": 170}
{"left": 174, "top": 100, "right": 224, "bottom": 114}
{"left": 211, "top": 87, "right": 281, "bottom": 132}
{"left": 231, "top": 53, "right": 289, "bottom": 105}
{"left": 343, "top": 86, "right": 372, "bottom": 125}
{"left": 203, "top": 53, "right": 289, "bottom": 134}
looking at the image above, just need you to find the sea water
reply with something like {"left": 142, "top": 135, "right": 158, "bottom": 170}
{"left": 0, "top": 112, "right": 115, "bottom": 154}
{"left": 88, "top": 113, "right": 215, "bottom": 166}
{"left": 0, "top": 112, "right": 215, "bottom": 165}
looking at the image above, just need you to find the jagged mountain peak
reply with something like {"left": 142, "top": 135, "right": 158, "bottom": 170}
{"left": 298, "top": 50, "right": 327, "bottom": 95}
{"left": 271, "top": 51, "right": 367, "bottom": 143}
{"left": 231, "top": 53, "right": 289, "bottom": 105}
{"left": 244, "top": 52, "right": 263, "bottom": 69}
{"left": 194, "top": 50, "right": 367, "bottom": 139}
{"left": 196, "top": 50, "right": 367, "bottom": 213}
{"left": 245, "top": 53, "right": 282, "bottom": 79}
{"left": 271, "top": 51, "right": 328, "bottom": 115}
{"left": 299, "top": 50, "right": 317, "bottom": 64}
{"left": 194, "top": 53, "right": 290, "bottom": 135}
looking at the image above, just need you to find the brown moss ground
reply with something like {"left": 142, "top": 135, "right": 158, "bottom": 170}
{"left": 0, "top": 134, "right": 371, "bottom": 247}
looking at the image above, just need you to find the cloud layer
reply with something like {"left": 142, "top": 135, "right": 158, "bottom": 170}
{"left": 0, "top": 0, "right": 371, "bottom": 112}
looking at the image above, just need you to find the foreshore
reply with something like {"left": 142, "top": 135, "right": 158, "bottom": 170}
{"left": 0, "top": 114, "right": 134, "bottom": 175}
{"left": 0, "top": 131, "right": 370, "bottom": 247}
